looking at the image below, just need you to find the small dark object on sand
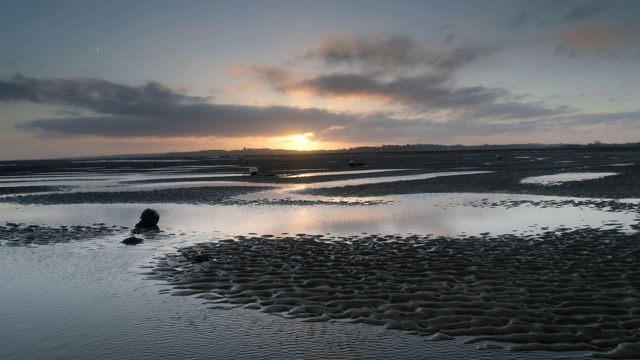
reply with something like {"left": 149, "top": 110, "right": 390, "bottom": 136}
{"left": 188, "top": 252, "right": 210, "bottom": 262}
{"left": 122, "top": 236, "right": 143, "bottom": 245}
{"left": 136, "top": 208, "right": 160, "bottom": 229}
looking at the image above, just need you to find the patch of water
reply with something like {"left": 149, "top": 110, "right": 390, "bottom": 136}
{"left": 520, "top": 172, "right": 618, "bottom": 185}
{"left": 282, "top": 169, "right": 409, "bottom": 178}
{"left": 287, "top": 171, "right": 491, "bottom": 189}
{"left": 2, "top": 193, "right": 636, "bottom": 239}
{"left": 0, "top": 175, "right": 121, "bottom": 188}
{"left": 111, "top": 171, "right": 491, "bottom": 192}
{"left": 72, "top": 159, "right": 198, "bottom": 163}
{"left": 1, "top": 170, "right": 490, "bottom": 194}
{"left": 0, "top": 173, "right": 246, "bottom": 190}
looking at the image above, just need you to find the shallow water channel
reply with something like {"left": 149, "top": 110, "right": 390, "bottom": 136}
{"left": 1, "top": 169, "right": 637, "bottom": 237}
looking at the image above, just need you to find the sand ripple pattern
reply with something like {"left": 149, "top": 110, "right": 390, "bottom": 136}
{"left": 469, "top": 198, "right": 640, "bottom": 213}
{"left": 149, "top": 229, "right": 640, "bottom": 358}
{"left": 0, "top": 223, "right": 127, "bottom": 246}
{"left": 2, "top": 186, "right": 275, "bottom": 205}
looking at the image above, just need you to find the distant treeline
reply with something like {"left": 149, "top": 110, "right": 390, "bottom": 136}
{"left": 145, "top": 141, "right": 640, "bottom": 158}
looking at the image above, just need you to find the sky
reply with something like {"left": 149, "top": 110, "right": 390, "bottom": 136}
{"left": 1, "top": 0, "right": 639, "bottom": 160}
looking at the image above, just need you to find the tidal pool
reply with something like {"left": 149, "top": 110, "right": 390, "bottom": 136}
{"left": 2, "top": 192, "right": 637, "bottom": 240}
{"left": 282, "top": 169, "right": 409, "bottom": 178}
{"left": 520, "top": 172, "right": 618, "bottom": 185}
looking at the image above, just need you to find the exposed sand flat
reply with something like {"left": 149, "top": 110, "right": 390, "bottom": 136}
{"left": 0, "top": 185, "right": 70, "bottom": 195}
{"left": 0, "top": 223, "right": 168, "bottom": 247}
{"left": 147, "top": 228, "right": 640, "bottom": 357}
{"left": 2, "top": 186, "right": 276, "bottom": 205}
{"left": 468, "top": 198, "right": 640, "bottom": 215}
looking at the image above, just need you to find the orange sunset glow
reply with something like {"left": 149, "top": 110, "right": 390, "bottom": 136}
{"left": 1, "top": 0, "right": 639, "bottom": 160}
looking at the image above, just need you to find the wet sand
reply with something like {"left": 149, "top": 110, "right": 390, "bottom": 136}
{"left": 3, "top": 148, "right": 640, "bottom": 201}
{"left": 2, "top": 148, "right": 640, "bottom": 358}
{"left": 148, "top": 228, "right": 640, "bottom": 357}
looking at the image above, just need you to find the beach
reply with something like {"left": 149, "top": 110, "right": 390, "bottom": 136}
{"left": 1, "top": 148, "right": 640, "bottom": 359}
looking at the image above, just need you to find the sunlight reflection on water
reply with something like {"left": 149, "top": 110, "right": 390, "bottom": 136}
{"left": 521, "top": 172, "right": 618, "bottom": 185}
{"left": 2, "top": 169, "right": 638, "bottom": 239}
{"left": 2, "top": 193, "right": 637, "bottom": 240}
{"left": 282, "top": 169, "right": 409, "bottom": 178}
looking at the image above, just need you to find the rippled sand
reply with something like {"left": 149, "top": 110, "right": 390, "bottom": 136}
{"left": 0, "top": 223, "right": 128, "bottom": 246}
{"left": 148, "top": 229, "right": 640, "bottom": 358}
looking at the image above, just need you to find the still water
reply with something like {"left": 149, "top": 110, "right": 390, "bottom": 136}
{"left": 520, "top": 172, "right": 618, "bottom": 185}
{"left": 2, "top": 168, "right": 636, "bottom": 237}
{"left": 1, "top": 193, "right": 637, "bottom": 240}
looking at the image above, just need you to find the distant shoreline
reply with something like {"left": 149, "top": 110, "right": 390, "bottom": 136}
{"left": 2, "top": 141, "right": 640, "bottom": 163}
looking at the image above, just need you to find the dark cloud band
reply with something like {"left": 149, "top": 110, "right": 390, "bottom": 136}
{"left": 1, "top": 75, "right": 357, "bottom": 138}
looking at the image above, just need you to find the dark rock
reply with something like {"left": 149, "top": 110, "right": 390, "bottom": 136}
{"left": 122, "top": 236, "right": 143, "bottom": 245}
{"left": 138, "top": 208, "right": 160, "bottom": 227}
{"left": 135, "top": 223, "right": 159, "bottom": 231}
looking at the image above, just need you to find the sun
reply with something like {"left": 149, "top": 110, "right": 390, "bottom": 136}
{"left": 293, "top": 134, "right": 309, "bottom": 146}
{"left": 290, "top": 133, "right": 315, "bottom": 150}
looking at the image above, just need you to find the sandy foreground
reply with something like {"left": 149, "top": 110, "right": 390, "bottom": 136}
{"left": 1, "top": 148, "right": 640, "bottom": 359}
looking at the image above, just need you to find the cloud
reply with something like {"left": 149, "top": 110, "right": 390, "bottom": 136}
{"left": 237, "top": 34, "right": 564, "bottom": 118}
{"left": 305, "top": 34, "right": 426, "bottom": 72}
{"left": 16, "top": 105, "right": 354, "bottom": 139}
{"left": 426, "top": 44, "right": 500, "bottom": 71}
{"left": 2, "top": 75, "right": 355, "bottom": 138}
{"left": 0, "top": 75, "right": 207, "bottom": 110}
{"left": 558, "top": 25, "right": 619, "bottom": 49}
{"left": 471, "top": 103, "right": 575, "bottom": 120}
{"left": 562, "top": 1, "right": 610, "bottom": 22}
{"left": 246, "top": 69, "right": 542, "bottom": 115}
{"left": 314, "top": 110, "right": 640, "bottom": 145}
{"left": 313, "top": 115, "right": 519, "bottom": 144}
{"left": 556, "top": 24, "right": 640, "bottom": 57}
{"left": 229, "top": 65, "right": 300, "bottom": 92}
{"left": 557, "top": 111, "right": 640, "bottom": 127}
{"left": 286, "top": 72, "right": 473, "bottom": 108}
{"left": 304, "top": 34, "right": 500, "bottom": 73}
{"left": 3, "top": 74, "right": 636, "bottom": 146}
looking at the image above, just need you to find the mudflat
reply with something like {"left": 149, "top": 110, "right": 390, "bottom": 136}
{"left": 1, "top": 147, "right": 640, "bottom": 359}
